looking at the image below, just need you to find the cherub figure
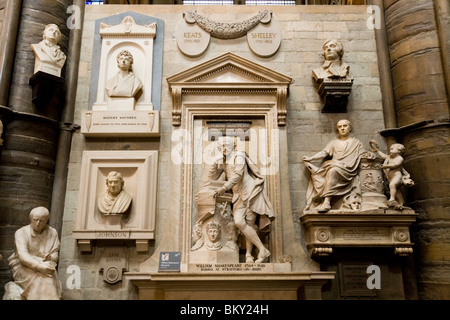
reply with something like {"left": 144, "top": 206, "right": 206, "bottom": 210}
{"left": 370, "top": 140, "right": 414, "bottom": 209}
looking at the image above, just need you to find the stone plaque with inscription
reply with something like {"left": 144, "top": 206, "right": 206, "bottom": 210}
{"left": 100, "top": 246, "right": 128, "bottom": 284}
{"left": 339, "top": 263, "right": 376, "bottom": 297}
{"left": 247, "top": 21, "right": 282, "bottom": 58}
{"left": 176, "top": 19, "right": 210, "bottom": 58}
{"left": 81, "top": 110, "right": 160, "bottom": 137}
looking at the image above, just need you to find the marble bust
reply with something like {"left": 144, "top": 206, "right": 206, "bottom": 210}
{"left": 98, "top": 171, "right": 132, "bottom": 215}
{"left": 31, "top": 24, "right": 67, "bottom": 77}
{"left": 312, "top": 39, "right": 351, "bottom": 83}
{"left": 4, "top": 207, "right": 62, "bottom": 300}
{"left": 105, "top": 50, "right": 143, "bottom": 98}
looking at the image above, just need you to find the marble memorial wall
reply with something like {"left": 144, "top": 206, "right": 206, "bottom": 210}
{"left": 59, "top": 5, "right": 386, "bottom": 300}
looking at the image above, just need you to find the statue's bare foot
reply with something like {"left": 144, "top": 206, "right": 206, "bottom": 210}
{"left": 255, "top": 249, "right": 270, "bottom": 263}
{"left": 387, "top": 200, "right": 399, "bottom": 208}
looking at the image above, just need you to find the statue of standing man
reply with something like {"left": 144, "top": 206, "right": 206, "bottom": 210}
{"left": 210, "top": 137, "right": 275, "bottom": 263}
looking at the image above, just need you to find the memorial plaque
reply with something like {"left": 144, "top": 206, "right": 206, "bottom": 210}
{"left": 247, "top": 21, "right": 282, "bottom": 58}
{"left": 333, "top": 227, "right": 391, "bottom": 243}
{"left": 339, "top": 263, "right": 377, "bottom": 297}
{"left": 159, "top": 252, "right": 181, "bottom": 272}
{"left": 81, "top": 110, "right": 159, "bottom": 137}
{"left": 176, "top": 19, "right": 210, "bottom": 58}
{"left": 206, "top": 121, "right": 252, "bottom": 141}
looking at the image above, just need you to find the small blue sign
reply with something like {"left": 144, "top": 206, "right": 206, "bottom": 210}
{"left": 158, "top": 252, "right": 181, "bottom": 272}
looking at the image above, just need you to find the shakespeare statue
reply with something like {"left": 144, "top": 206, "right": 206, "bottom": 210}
{"left": 210, "top": 136, "right": 275, "bottom": 263}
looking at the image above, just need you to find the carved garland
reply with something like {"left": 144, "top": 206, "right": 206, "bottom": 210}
{"left": 183, "top": 9, "right": 272, "bottom": 39}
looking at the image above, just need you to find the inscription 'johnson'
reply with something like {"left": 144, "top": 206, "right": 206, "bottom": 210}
{"left": 95, "top": 231, "right": 128, "bottom": 238}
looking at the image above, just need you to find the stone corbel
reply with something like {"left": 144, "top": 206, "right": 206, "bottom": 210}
{"left": 277, "top": 87, "right": 288, "bottom": 127}
{"left": 171, "top": 87, "right": 182, "bottom": 127}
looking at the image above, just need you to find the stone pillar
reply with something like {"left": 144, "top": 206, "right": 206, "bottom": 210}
{"left": 0, "top": 0, "right": 70, "bottom": 296}
{"left": 383, "top": 0, "right": 450, "bottom": 299}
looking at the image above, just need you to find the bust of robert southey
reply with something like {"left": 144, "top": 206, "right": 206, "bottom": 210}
{"left": 31, "top": 24, "right": 66, "bottom": 77}
{"left": 98, "top": 171, "right": 132, "bottom": 215}
{"left": 105, "top": 50, "right": 143, "bottom": 98}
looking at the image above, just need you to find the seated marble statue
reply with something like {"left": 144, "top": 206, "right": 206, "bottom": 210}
{"left": 98, "top": 171, "right": 132, "bottom": 215}
{"left": 5, "top": 207, "right": 62, "bottom": 300}
{"left": 105, "top": 50, "right": 143, "bottom": 98}
{"left": 302, "top": 119, "right": 365, "bottom": 213}
{"left": 370, "top": 140, "right": 414, "bottom": 208}
{"left": 31, "top": 24, "right": 67, "bottom": 76}
{"left": 312, "top": 39, "right": 351, "bottom": 83}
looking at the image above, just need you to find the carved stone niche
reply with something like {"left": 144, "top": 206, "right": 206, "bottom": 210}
{"left": 73, "top": 150, "right": 158, "bottom": 253}
{"left": 300, "top": 211, "right": 417, "bottom": 259}
{"left": 166, "top": 52, "right": 292, "bottom": 268}
{"left": 81, "top": 15, "right": 159, "bottom": 137}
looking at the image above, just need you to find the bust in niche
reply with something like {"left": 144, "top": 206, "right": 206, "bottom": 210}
{"left": 98, "top": 171, "right": 132, "bottom": 215}
{"left": 31, "top": 24, "right": 67, "bottom": 77}
{"left": 105, "top": 50, "right": 143, "bottom": 98}
{"left": 312, "top": 39, "right": 351, "bottom": 83}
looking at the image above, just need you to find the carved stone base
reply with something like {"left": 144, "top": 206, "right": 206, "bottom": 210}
{"left": 29, "top": 71, "right": 65, "bottom": 120}
{"left": 80, "top": 110, "right": 160, "bottom": 137}
{"left": 127, "top": 270, "right": 334, "bottom": 300}
{"left": 300, "top": 209, "right": 417, "bottom": 258}
{"left": 190, "top": 247, "right": 239, "bottom": 264}
{"left": 317, "top": 80, "right": 353, "bottom": 113}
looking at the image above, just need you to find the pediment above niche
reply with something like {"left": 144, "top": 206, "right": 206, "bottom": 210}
{"left": 167, "top": 52, "right": 292, "bottom": 126}
{"left": 167, "top": 52, "right": 291, "bottom": 86}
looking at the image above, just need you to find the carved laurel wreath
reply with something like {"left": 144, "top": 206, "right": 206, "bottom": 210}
{"left": 183, "top": 9, "right": 272, "bottom": 39}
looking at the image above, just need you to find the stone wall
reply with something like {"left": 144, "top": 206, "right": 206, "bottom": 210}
{"left": 0, "top": 0, "right": 6, "bottom": 36}
{"left": 59, "top": 5, "right": 386, "bottom": 299}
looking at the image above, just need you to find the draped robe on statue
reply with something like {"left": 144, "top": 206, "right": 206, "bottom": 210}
{"left": 208, "top": 151, "right": 275, "bottom": 233}
{"left": 7, "top": 225, "right": 62, "bottom": 300}
{"left": 305, "top": 137, "right": 365, "bottom": 211}
{"left": 98, "top": 190, "right": 132, "bottom": 214}
{"left": 105, "top": 72, "right": 143, "bottom": 98}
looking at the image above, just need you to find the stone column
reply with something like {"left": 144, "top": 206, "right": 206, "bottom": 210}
{"left": 383, "top": 0, "right": 450, "bottom": 299}
{"left": 0, "top": 0, "right": 71, "bottom": 296}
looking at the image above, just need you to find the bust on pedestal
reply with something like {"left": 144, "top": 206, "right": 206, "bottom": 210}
{"left": 31, "top": 24, "right": 66, "bottom": 78}
{"left": 29, "top": 24, "right": 66, "bottom": 118}
{"left": 312, "top": 39, "right": 353, "bottom": 113}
